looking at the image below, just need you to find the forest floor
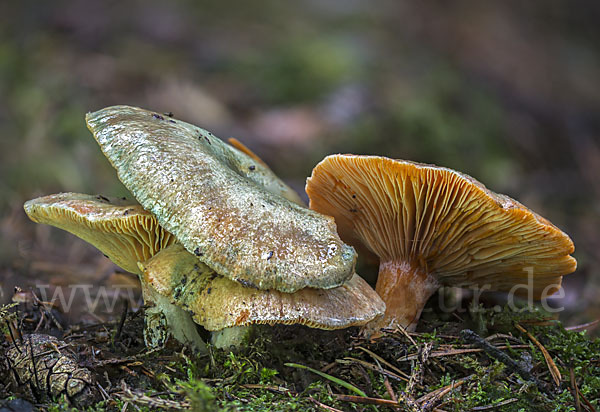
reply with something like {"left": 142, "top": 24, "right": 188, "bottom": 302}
{"left": 1, "top": 293, "right": 598, "bottom": 412}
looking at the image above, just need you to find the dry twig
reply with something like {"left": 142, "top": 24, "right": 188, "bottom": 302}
{"left": 407, "top": 342, "right": 433, "bottom": 395}
{"left": 309, "top": 396, "right": 344, "bottom": 412}
{"left": 119, "top": 381, "right": 188, "bottom": 410}
{"left": 569, "top": 367, "right": 582, "bottom": 412}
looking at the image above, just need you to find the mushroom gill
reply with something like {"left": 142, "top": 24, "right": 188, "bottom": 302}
{"left": 24, "top": 193, "right": 175, "bottom": 274}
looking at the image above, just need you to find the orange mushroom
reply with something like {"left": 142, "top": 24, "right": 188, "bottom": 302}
{"left": 306, "top": 154, "right": 577, "bottom": 330}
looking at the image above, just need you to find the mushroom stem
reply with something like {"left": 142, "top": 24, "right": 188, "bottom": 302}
{"left": 210, "top": 326, "right": 254, "bottom": 349}
{"left": 140, "top": 277, "right": 208, "bottom": 353}
{"left": 373, "top": 260, "right": 439, "bottom": 331}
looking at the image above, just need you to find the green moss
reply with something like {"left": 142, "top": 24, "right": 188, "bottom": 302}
{"left": 178, "top": 379, "right": 220, "bottom": 412}
{"left": 6, "top": 307, "right": 599, "bottom": 411}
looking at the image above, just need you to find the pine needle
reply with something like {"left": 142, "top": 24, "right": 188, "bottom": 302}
{"left": 515, "top": 323, "right": 561, "bottom": 387}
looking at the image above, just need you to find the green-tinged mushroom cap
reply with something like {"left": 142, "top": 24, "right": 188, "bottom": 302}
{"left": 86, "top": 105, "right": 356, "bottom": 293}
{"left": 24, "top": 193, "right": 176, "bottom": 274}
{"left": 139, "top": 244, "right": 385, "bottom": 332}
{"left": 24, "top": 193, "right": 383, "bottom": 348}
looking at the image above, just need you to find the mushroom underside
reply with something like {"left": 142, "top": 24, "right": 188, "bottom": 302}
{"left": 307, "top": 154, "right": 577, "bottom": 330}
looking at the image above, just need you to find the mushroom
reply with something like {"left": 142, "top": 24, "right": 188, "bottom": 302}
{"left": 24, "top": 193, "right": 206, "bottom": 350}
{"left": 138, "top": 244, "right": 385, "bottom": 348}
{"left": 86, "top": 105, "right": 356, "bottom": 293}
{"left": 24, "top": 193, "right": 384, "bottom": 349}
{"left": 24, "top": 193, "right": 175, "bottom": 275}
{"left": 306, "top": 154, "right": 577, "bottom": 330}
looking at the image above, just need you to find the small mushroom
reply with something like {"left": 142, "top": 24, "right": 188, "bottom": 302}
{"left": 24, "top": 193, "right": 176, "bottom": 275}
{"left": 306, "top": 154, "right": 577, "bottom": 330}
{"left": 138, "top": 244, "right": 385, "bottom": 348}
{"left": 86, "top": 105, "right": 356, "bottom": 293}
{"left": 24, "top": 193, "right": 206, "bottom": 350}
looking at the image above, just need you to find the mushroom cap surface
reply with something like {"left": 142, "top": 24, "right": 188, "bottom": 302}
{"left": 139, "top": 244, "right": 385, "bottom": 331}
{"left": 306, "top": 155, "right": 577, "bottom": 298}
{"left": 86, "top": 106, "right": 356, "bottom": 293}
{"left": 23, "top": 193, "right": 175, "bottom": 274}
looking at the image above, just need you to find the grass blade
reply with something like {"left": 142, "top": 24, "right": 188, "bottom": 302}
{"left": 284, "top": 362, "right": 367, "bottom": 397}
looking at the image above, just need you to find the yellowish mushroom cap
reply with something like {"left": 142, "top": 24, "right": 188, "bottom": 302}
{"left": 306, "top": 155, "right": 577, "bottom": 298}
{"left": 86, "top": 106, "right": 356, "bottom": 293}
{"left": 23, "top": 193, "right": 176, "bottom": 274}
{"left": 139, "top": 244, "right": 385, "bottom": 331}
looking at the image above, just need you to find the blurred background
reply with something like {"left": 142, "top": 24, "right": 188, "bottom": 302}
{"left": 1, "top": 1, "right": 599, "bottom": 332}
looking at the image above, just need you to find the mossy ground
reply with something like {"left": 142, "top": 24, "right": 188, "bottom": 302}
{"left": 1, "top": 301, "right": 598, "bottom": 411}
{"left": 2, "top": 2, "right": 599, "bottom": 410}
